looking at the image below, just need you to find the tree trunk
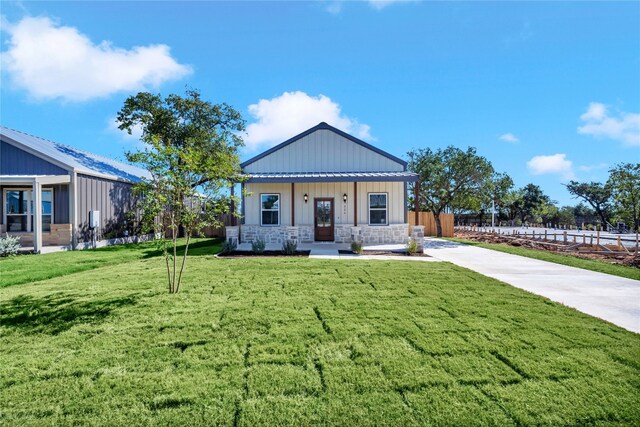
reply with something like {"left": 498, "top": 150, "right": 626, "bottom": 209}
{"left": 595, "top": 208, "right": 608, "bottom": 229}
{"left": 434, "top": 211, "right": 443, "bottom": 238}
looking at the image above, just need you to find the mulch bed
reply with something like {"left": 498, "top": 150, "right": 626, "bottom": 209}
{"left": 217, "top": 250, "right": 310, "bottom": 258}
{"left": 338, "top": 250, "right": 430, "bottom": 257}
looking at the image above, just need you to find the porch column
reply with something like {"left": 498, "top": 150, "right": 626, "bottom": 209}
{"left": 353, "top": 182, "right": 358, "bottom": 226}
{"left": 32, "top": 180, "right": 42, "bottom": 253}
{"left": 291, "top": 182, "right": 295, "bottom": 225}
{"left": 414, "top": 180, "right": 420, "bottom": 225}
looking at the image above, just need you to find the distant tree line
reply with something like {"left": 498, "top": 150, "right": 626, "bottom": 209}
{"left": 407, "top": 146, "right": 639, "bottom": 235}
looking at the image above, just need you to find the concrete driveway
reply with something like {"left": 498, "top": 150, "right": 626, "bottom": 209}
{"left": 423, "top": 238, "right": 640, "bottom": 334}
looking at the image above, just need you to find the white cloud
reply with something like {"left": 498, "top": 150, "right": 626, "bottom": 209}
{"left": 499, "top": 133, "right": 519, "bottom": 143}
{"left": 527, "top": 153, "right": 575, "bottom": 180}
{"left": 244, "top": 91, "right": 373, "bottom": 151}
{"left": 578, "top": 163, "right": 608, "bottom": 172}
{"left": 1, "top": 16, "right": 192, "bottom": 102}
{"left": 368, "top": 0, "right": 417, "bottom": 10}
{"left": 106, "top": 117, "right": 146, "bottom": 149}
{"left": 577, "top": 102, "right": 640, "bottom": 147}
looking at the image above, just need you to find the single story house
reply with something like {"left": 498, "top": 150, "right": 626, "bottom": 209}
{"left": 236, "top": 122, "right": 418, "bottom": 245}
{"left": 1, "top": 126, "right": 150, "bottom": 252}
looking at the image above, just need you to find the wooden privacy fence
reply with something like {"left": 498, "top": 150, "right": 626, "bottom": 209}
{"left": 409, "top": 211, "right": 454, "bottom": 237}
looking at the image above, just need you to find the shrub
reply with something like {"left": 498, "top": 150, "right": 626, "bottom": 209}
{"left": 282, "top": 240, "right": 297, "bottom": 255}
{"left": 251, "top": 239, "right": 266, "bottom": 254}
{"left": 406, "top": 238, "right": 418, "bottom": 255}
{"left": 220, "top": 238, "right": 237, "bottom": 254}
{"left": 351, "top": 241, "right": 363, "bottom": 254}
{"left": 0, "top": 234, "right": 21, "bottom": 257}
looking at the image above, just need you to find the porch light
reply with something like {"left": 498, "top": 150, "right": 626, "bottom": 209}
{"left": 343, "top": 193, "right": 348, "bottom": 203}
{"left": 303, "top": 193, "right": 308, "bottom": 203}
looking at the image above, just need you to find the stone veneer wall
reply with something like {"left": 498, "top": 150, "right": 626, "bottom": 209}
{"left": 239, "top": 223, "right": 408, "bottom": 245}
{"left": 3, "top": 223, "right": 73, "bottom": 246}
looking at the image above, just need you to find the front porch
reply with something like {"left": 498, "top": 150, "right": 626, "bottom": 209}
{"left": 1, "top": 174, "right": 72, "bottom": 253}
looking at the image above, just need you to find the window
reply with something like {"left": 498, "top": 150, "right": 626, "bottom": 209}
{"left": 368, "top": 193, "right": 387, "bottom": 225}
{"left": 4, "top": 188, "right": 53, "bottom": 232}
{"left": 260, "top": 193, "right": 280, "bottom": 226}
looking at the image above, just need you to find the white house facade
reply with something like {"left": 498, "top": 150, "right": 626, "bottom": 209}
{"left": 234, "top": 122, "right": 418, "bottom": 245}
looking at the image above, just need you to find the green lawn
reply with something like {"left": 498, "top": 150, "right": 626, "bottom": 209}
{"left": 447, "top": 237, "right": 640, "bottom": 281}
{"left": 0, "top": 238, "right": 218, "bottom": 289}
{"left": 1, "top": 239, "right": 638, "bottom": 426}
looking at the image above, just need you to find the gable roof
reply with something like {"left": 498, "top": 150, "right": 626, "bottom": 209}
{"left": 240, "top": 122, "right": 407, "bottom": 169}
{"left": 1, "top": 126, "right": 151, "bottom": 183}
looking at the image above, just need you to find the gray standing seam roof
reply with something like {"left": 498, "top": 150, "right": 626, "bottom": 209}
{"left": 1, "top": 126, "right": 151, "bottom": 183}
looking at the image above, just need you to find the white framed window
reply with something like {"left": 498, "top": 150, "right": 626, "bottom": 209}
{"left": 260, "top": 193, "right": 280, "bottom": 226}
{"left": 3, "top": 188, "right": 54, "bottom": 232}
{"left": 368, "top": 192, "right": 388, "bottom": 225}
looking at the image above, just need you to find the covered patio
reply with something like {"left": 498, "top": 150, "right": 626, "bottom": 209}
{"left": 1, "top": 175, "right": 72, "bottom": 253}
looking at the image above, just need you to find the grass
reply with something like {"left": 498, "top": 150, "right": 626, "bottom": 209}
{"left": 1, "top": 239, "right": 638, "bottom": 425}
{"left": 447, "top": 237, "right": 640, "bottom": 281}
{"left": 0, "top": 238, "right": 221, "bottom": 288}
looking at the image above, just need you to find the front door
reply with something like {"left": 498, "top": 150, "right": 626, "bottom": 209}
{"left": 314, "top": 198, "right": 334, "bottom": 241}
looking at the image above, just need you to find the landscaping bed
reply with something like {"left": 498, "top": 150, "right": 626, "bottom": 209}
{"left": 217, "top": 250, "right": 310, "bottom": 258}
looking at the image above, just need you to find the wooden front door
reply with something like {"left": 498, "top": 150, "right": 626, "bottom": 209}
{"left": 314, "top": 198, "right": 334, "bottom": 241}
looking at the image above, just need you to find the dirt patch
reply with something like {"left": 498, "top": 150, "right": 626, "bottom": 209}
{"left": 455, "top": 230, "right": 639, "bottom": 268}
{"left": 338, "top": 250, "right": 430, "bottom": 257}
{"left": 217, "top": 250, "right": 310, "bottom": 258}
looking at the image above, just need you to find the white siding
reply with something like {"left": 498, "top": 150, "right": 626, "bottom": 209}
{"left": 243, "top": 129, "right": 403, "bottom": 173}
{"left": 245, "top": 182, "right": 405, "bottom": 226}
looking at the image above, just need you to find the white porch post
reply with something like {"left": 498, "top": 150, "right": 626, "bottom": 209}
{"left": 32, "top": 180, "right": 43, "bottom": 253}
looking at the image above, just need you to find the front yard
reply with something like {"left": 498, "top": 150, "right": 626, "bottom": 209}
{"left": 1, "top": 240, "right": 638, "bottom": 425}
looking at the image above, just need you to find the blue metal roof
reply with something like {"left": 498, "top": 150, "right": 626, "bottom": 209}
{"left": 244, "top": 171, "right": 418, "bottom": 183}
{"left": 0, "top": 126, "right": 151, "bottom": 183}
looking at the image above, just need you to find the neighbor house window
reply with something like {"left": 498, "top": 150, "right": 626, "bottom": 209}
{"left": 368, "top": 193, "right": 387, "bottom": 225}
{"left": 260, "top": 194, "right": 280, "bottom": 226}
{"left": 4, "top": 188, "right": 53, "bottom": 232}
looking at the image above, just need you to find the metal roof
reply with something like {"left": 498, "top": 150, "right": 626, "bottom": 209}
{"left": 241, "top": 122, "right": 408, "bottom": 169}
{"left": 243, "top": 171, "right": 418, "bottom": 183}
{"left": 1, "top": 126, "right": 151, "bottom": 183}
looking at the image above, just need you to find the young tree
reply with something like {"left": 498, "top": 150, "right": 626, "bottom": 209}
{"left": 117, "top": 89, "right": 245, "bottom": 293}
{"left": 408, "top": 146, "right": 494, "bottom": 237}
{"left": 608, "top": 163, "right": 640, "bottom": 231}
{"left": 565, "top": 181, "right": 612, "bottom": 227}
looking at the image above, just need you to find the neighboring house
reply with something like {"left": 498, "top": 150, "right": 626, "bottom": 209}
{"left": 0, "top": 126, "right": 150, "bottom": 252}
{"left": 238, "top": 122, "right": 418, "bottom": 244}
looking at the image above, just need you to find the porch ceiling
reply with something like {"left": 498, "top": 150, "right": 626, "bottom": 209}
{"left": 243, "top": 171, "right": 418, "bottom": 183}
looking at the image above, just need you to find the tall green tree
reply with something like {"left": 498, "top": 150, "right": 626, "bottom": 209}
{"left": 408, "top": 146, "right": 494, "bottom": 237}
{"left": 117, "top": 89, "right": 245, "bottom": 293}
{"left": 518, "top": 184, "right": 551, "bottom": 224}
{"left": 608, "top": 163, "right": 640, "bottom": 231}
{"left": 565, "top": 181, "right": 612, "bottom": 227}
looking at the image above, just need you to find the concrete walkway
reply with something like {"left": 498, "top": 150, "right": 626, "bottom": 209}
{"left": 423, "top": 238, "right": 640, "bottom": 334}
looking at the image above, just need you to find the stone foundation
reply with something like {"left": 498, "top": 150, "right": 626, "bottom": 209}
{"left": 3, "top": 223, "right": 72, "bottom": 247}
{"left": 240, "top": 223, "right": 409, "bottom": 245}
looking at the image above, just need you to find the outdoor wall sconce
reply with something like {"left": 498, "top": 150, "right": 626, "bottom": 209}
{"left": 304, "top": 193, "right": 308, "bottom": 203}
{"left": 343, "top": 193, "right": 348, "bottom": 203}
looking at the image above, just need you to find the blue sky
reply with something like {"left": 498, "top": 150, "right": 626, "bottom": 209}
{"left": 1, "top": 1, "right": 638, "bottom": 206}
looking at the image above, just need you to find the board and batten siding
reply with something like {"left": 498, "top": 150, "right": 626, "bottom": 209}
{"left": 0, "top": 140, "right": 69, "bottom": 175}
{"left": 75, "top": 174, "right": 135, "bottom": 241}
{"left": 245, "top": 182, "right": 405, "bottom": 226}
{"left": 243, "top": 129, "right": 404, "bottom": 174}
